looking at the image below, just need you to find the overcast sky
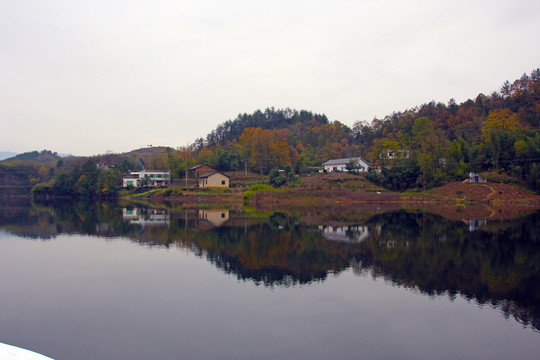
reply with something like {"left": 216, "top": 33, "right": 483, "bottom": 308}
{"left": 1, "top": 0, "right": 539, "bottom": 156}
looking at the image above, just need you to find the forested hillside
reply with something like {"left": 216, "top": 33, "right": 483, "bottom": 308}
{"left": 3, "top": 68, "right": 539, "bottom": 196}
{"left": 157, "top": 68, "right": 538, "bottom": 191}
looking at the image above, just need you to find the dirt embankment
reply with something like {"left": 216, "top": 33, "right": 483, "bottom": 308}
{"left": 126, "top": 172, "right": 540, "bottom": 209}
{"left": 253, "top": 174, "right": 540, "bottom": 207}
{"left": 299, "top": 172, "right": 382, "bottom": 191}
{"left": 424, "top": 182, "right": 540, "bottom": 204}
{"left": 124, "top": 187, "right": 245, "bottom": 207}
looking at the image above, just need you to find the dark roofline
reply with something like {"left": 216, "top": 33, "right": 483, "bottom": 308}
{"left": 190, "top": 163, "right": 214, "bottom": 170}
{"left": 198, "top": 171, "right": 230, "bottom": 179}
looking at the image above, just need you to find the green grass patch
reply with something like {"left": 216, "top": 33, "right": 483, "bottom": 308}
{"left": 132, "top": 188, "right": 163, "bottom": 197}
{"left": 400, "top": 189, "right": 427, "bottom": 196}
{"left": 243, "top": 184, "right": 275, "bottom": 201}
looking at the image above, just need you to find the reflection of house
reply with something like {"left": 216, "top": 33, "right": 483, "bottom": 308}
{"left": 122, "top": 208, "right": 170, "bottom": 226}
{"left": 190, "top": 164, "right": 216, "bottom": 178}
{"left": 322, "top": 157, "right": 370, "bottom": 173}
{"left": 123, "top": 208, "right": 140, "bottom": 221}
{"left": 122, "top": 170, "right": 170, "bottom": 187}
{"left": 198, "top": 209, "right": 230, "bottom": 229}
{"left": 198, "top": 172, "right": 230, "bottom": 188}
{"left": 320, "top": 225, "right": 370, "bottom": 243}
{"left": 463, "top": 219, "right": 487, "bottom": 232}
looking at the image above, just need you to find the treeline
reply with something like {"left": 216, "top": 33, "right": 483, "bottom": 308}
{"left": 358, "top": 69, "right": 540, "bottom": 190}
{"left": 146, "top": 68, "right": 538, "bottom": 191}
{"left": 196, "top": 108, "right": 329, "bottom": 148}
{"left": 31, "top": 160, "right": 125, "bottom": 199}
{"left": 146, "top": 111, "right": 355, "bottom": 177}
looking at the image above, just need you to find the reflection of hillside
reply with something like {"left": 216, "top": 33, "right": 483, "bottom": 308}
{"left": 359, "top": 210, "right": 540, "bottom": 331}
{"left": 421, "top": 203, "right": 540, "bottom": 222}
{"left": 184, "top": 217, "right": 358, "bottom": 286}
{"left": 1, "top": 200, "right": 539, "bottom": 331}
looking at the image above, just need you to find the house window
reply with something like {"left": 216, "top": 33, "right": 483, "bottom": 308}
{"left": 221, "top": 213, "right": 225, "bottom": 218}
{"left": 221, "top": 180, "right": 226, "bottom": 185}
{"left": 127, "top": 181, "right": 133, "bottom": 186}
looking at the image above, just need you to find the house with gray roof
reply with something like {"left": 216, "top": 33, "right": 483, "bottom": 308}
{"left": 322, "top": 157, "right": 370, "bottom": 173}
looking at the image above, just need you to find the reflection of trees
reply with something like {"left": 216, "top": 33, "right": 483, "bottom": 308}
{"left": 1, "top": 200, "right": 539, "bottom": 330}
{"left": 359, "top": 210, "right": 540, "bottom": 331}
{"left": 168, "top": 213, "right": 357, "bottom": 286}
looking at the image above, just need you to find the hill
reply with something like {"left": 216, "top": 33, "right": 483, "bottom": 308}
{"left": 197, "top": 107, "right": 329, "bottom": 147}
{"left": 8, "top": 150, "right": 61, "bottom": 164}
{"left": 189, "top": 68, "right": 540, "bottom": 193}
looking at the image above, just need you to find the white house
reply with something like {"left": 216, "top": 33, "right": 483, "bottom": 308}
{"left": 322, "top": 157, "right": 370, "bottom": 173}
{"left": 122, "top": 170, "right": 170, "bottom": 187}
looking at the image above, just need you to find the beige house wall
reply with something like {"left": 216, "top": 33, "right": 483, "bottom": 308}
{"left": 199, "top": 173, "right": 229, "bottom": 188}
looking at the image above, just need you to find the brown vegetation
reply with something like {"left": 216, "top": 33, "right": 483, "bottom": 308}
{"left": 299, "top": 172, "right": 382, "bottom": 191}
{"left": 425, "top": 182, "right": 540, "bottom": 204}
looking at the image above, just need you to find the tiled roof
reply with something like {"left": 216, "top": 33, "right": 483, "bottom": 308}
{"left": 322, "top": 157, "right": 370, "bottom": 166}
{"left": 198, "top": 171, "right": 230, "bottom": 179}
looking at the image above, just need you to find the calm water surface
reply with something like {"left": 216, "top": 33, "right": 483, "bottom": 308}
{"left": 0, "top": 200, "right": 539, "bottom": 360}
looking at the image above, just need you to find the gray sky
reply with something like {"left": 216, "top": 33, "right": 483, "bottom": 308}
{"left": 1, "top": 0, "right": 539, "bottom": 156}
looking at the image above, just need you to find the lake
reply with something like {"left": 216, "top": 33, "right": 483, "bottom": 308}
{"left": 0, "top": 200, "right": 539, "bottom": 360}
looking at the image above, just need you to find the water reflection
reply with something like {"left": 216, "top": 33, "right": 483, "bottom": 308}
{"left": 122, "top": 208, "right": 170, "bottom": 226}
{"left": 197, "top": 209, "right": 230, "bottom": 229}
{"left": 463, "top": 219, "right": 487, "bottom": 231}
{"left": 320, "top": 225, "right": 370, "bottom": 243}
{"left": 1, "top": 199, "right": 539, "bottom": 332}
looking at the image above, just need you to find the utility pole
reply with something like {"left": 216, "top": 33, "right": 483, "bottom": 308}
{"left": 184, "top": 142, "right": 189, "bottom": 188}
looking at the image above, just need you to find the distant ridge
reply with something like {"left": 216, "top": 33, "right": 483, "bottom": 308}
{"left": 0, "top": 151, "right": 17, "bottom": 161}
{"left": 6, "top": 150, "right": 61, "bottom": 163}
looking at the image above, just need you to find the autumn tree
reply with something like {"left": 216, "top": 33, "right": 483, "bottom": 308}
{"left": 481, "top": 109, "right": 526, "bottom": 169}
{"left": 412, "top": 117, "right": 449, "bottom": 187}
{"left": 482, "top": 109, "right": 524, "bottom": 142}
{"left": 96, "top": 169, "right": 122, "bottom": 197}
{"left": 239, "top": 127, "right": 291, "bottom": 173}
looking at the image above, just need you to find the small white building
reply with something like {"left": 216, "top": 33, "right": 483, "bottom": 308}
{"left": 322, "top": 157, "right": 370, "bottom": 173}
{"left": 122, "top": 170, "right": 170, "bottom": 187}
